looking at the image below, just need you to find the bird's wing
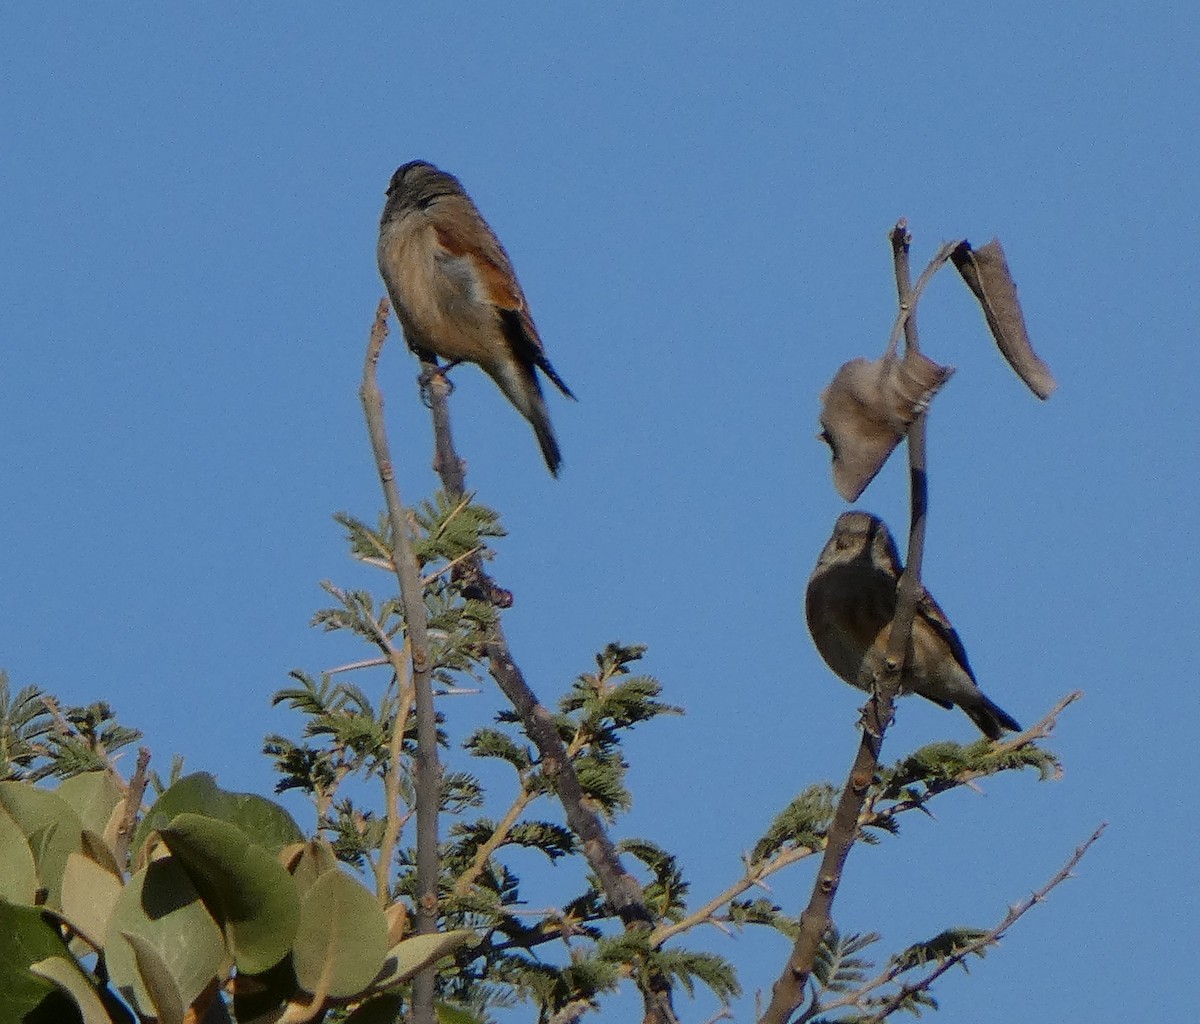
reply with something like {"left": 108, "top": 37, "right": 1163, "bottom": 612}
{"left": 434, "top": 218, "right": 575, "bottom": 399}
{"left": 916, "top": 588, "right": 977, "bottom": 682}
{"left": 433, "top": 218, "right": 528, "bottom": 312}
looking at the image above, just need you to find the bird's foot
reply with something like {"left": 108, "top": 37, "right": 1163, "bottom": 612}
{"left": 418, "top": 361, "right": 461, "bottom": 407}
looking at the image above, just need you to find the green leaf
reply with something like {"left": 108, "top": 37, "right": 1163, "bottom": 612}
{"left": 55, "top": 772, "right": 124, "bottom": 838}
{"left": 0, "top": 800, "right": 38, "bottom": 903}
{"left": 29, "top": 956, "right": 119, "bottom": 1024}
{"left": 287, "top": 837, "right": 342, "bottom": 898}
{"left": 891, "top": 927, "right": 989, "bottom": 972}
{"left": 125, "top": 932, "right": 186, "bottom": 1024}
{"left": 59, "top": 852, "right": 122, "bottom": 949}
{"left": 435, "top": 1003, "right": 487, "bottom": 1024}
{"left": 106, "top": 857, "right": 230, "bottom": 1019}
{"left": 464, "top": 728, "right": 532, "bottom": 771}
{"left": 134, "top": 772, "right": 303, "bottom": 857}
{"left": 649, "top": 947, "right": 741, "bottom": 1002}
{"left": 293, "top": 868, "right": 388, "bottom": 998}
{"left": 813, "top": 928, "right": 877, "bottom": 993}
{"left": 0, "top": 898, "right": 82, "bottom": 1022}
{"left": 752, "top": 784, "right": 837, "bottom": 863}
{"left": 159, "top": 813, "right": 300, "bottom": 974}
{"left": 370, "top": 930, "right": 478, "bottom": 991}
{"left": 344, "top": 993, "right": 404, "bottom": 1023}
{"left": 0, "top": 780, "right": 85, "bottom": 907}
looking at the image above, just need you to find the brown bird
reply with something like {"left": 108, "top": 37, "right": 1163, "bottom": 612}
{"left": 805, "top": 511, "right": 1021, "bottom": 740}
{"left": 376, "top": 161, "right": 575, "bottom": 475}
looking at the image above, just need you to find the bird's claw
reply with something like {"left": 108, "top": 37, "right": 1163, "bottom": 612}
{"left": 417, "top": 364, "right": 457, "bottom": 408}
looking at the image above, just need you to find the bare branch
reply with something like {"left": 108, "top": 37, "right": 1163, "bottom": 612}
{"left": 452, "top": 777, "right": 536, "bottom": 897}
{"left": 882, "top": 235, "right": 961, "bottom": 360}
{"left": 112, "top": 746, "right": 150, "bottom": 870}
{"left": 360, "top": 299, "right": 441, "bottom": 1024}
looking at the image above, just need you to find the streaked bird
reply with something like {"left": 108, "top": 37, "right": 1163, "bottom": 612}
{"left": 805, "top": 511, "right": 1021, "bottom": 740}
{"left": 377, "top": 160, "right": 575, "bottom": 475}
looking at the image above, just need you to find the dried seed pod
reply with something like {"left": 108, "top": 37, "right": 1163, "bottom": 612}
{"left": 952, "top": 239, "right": 1057, "bottom": 400}
{"left": 819, "top": 351, "right": 954, "bottom": 501}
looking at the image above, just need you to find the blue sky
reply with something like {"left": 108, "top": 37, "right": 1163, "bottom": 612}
{"left": 2, "top": 4, "right": 1197, "bottom": 1021}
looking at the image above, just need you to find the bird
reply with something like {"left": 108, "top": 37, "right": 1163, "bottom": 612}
{"left": 805, "top": 510, "right": 1021, "bottom": 740}
{"left": 376, "top": 160, "right": 576, "bottom": 475}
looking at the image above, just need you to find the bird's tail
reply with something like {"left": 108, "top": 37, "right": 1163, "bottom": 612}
{"left": 489, "top": 361, "right": 564, "bottom": 476}
{"left": 962, "top": 694, "right": 1022, "bottom": 741}
{"left": 530, "top": 407, "right": 563, "bottom": 477}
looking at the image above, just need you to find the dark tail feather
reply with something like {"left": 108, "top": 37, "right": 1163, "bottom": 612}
{"left": 530, "top": 407, "right": 563, "bottom": 476}
{"left": 963, "top": 695, "right": 1022, "bottom": 740}
{"left": 535, "top": 351, "right": 576, "bottom": 401}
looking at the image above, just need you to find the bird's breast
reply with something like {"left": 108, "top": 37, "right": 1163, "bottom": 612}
{"left": 378, "top": 221, "right": 499, "bottom": 365}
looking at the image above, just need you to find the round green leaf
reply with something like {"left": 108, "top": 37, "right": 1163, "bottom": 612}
{"left": 0, "top": 802, "right": 38, "bottom": 903}
{"left": 55, "top": 772, "right": 124, "bottom": 839}
{"left": 135, "top": 773, "right": 303, "bottom": 857}
{"left": 343, "top": 993, "right": 403, "bottom": 1024}
{"left": 293, "top": 869, "right": 388, "bottom": 998}
{"left": 370, "top": 930, "right": 478, "bottom": 991}
{"left": 0, "top": 897, "right": 82, "bottom": 1022}
{"left": 60, "top": 852, "right": 122, "bottom": 949}
{"left": 159, "top": 813, "right": 299, "bottom": 974}
{"left": 0, "top": 781, "right": 85, "bottom": 907}
{"left": 106, "top": 858, "right": 229, "bottom": 1018}
{"left": 29, "top": 956, "right": 113, "bottom": 1024}
{"left": 124, "top": 933, "right": 185, "bottom": 1024}
{"left": 288, "top": 838, "right": 341, "bottom": 899}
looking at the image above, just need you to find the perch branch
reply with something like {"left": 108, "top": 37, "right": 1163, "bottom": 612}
{"left": 760, "top": 223, "right": 933, "bottom": 1024}
{"left": 360, "top": 299, "right": 441, "bottom": 1023}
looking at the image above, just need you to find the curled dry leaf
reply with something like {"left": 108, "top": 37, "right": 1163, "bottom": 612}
{"left": 952, "top": 239, "right": 1057, "bottom": 400}
{"left": 819, "top": 351, "right": 954, "bottom": 501}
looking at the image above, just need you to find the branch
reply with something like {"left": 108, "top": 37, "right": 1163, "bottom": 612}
{"left": 653, "top": 686, "right": 1077, "bottom": 955}
{"left": 881, "top": 233, "right": 961, "bottom": 360}
{"left": 112, "top": 747, "right": 150, "bottom": 870}
{"left": 416, "top": 343, "right": 679, "bottom": 1024}
{"left": 452, "top": 777, "right": 536, "bottom": 897}
{"left": 760, "top": 225, "right": 933, "bottom": 1024}
{"left": 864, "top": 691, "right": 1080, "bottom": 829}
{"left": 365, "top": 625, "right": 416, "bottom": 905}
{"left": 360, "top": 299, "right": 441, "bottom": 1024}
{"left": 650, "top": 846, "right": 813, "bottom": 947}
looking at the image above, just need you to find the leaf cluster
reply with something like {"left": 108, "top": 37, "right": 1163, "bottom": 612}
{"left": 1, "top": 673, "right": 140, "bottom": 783}
{"left": 0, "top": 768, "right": 476, "bottom": 1023}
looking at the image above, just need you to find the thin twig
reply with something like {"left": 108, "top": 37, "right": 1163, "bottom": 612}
{"left": 325, "top": 656, "right": 390, "bottom": 676}
{"left": 453, "top": 778, "right": 536, "bottom": 897}
{"left": 882, "top": 237, "right": 961, "bottom": 359}
{"left": 662, "top": 692, "right": 1078, "bottom": 950}
{"left": 360, "top": 299, "right": 441, "bottom": 1024}
{"left": 112, "top": 747, "right": 150, "bottom": 870}
{"left": 650, "top": 846, "right": 812, "bottom": 947}
{"left": 366, "top": 627, "right": 415, "bottom": 905}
